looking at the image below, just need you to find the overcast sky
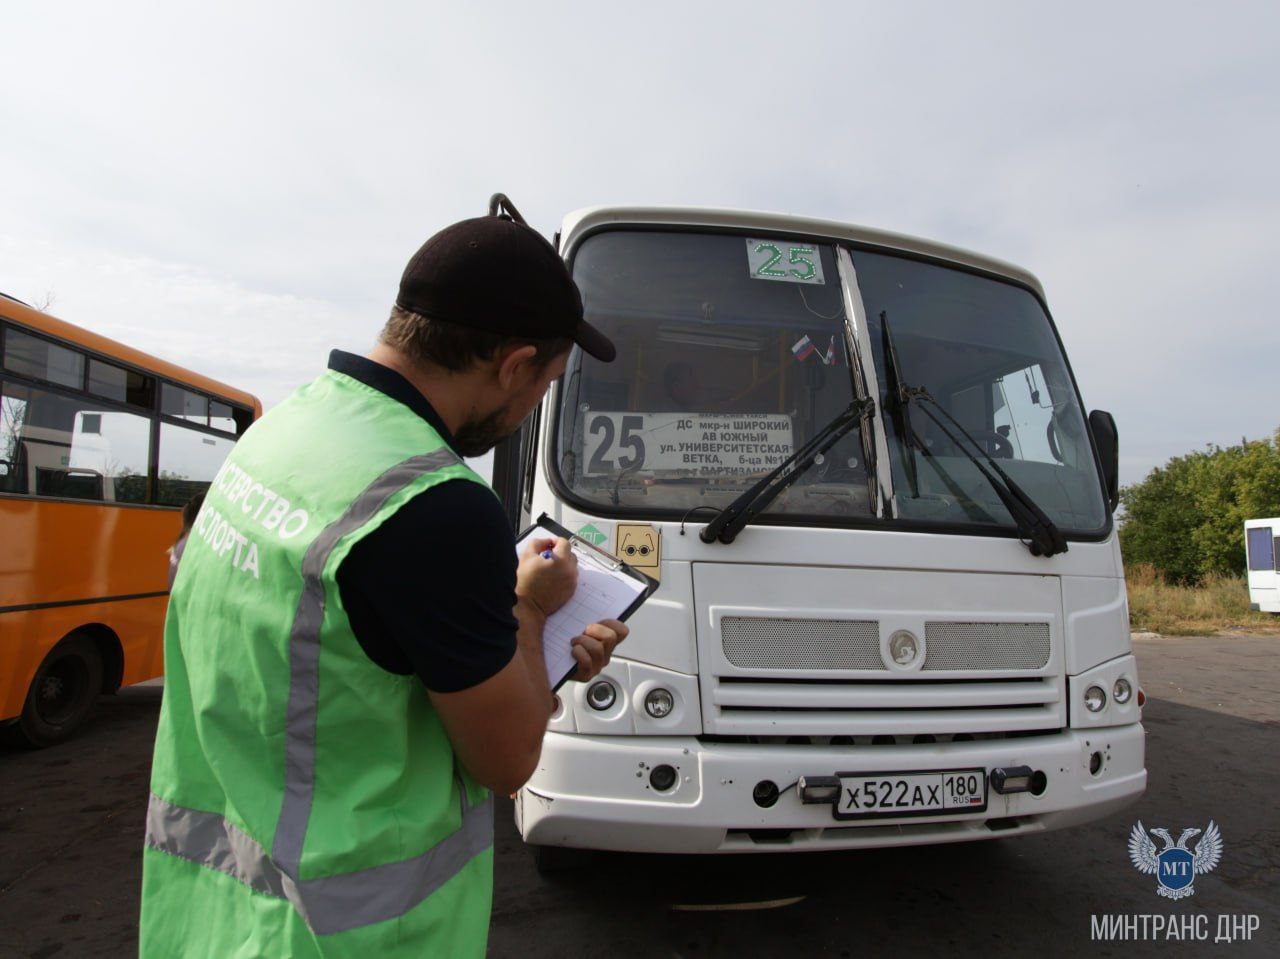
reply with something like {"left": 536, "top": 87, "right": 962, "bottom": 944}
{"left": 3, "top": 1, "right": 1277, "bottom": 486}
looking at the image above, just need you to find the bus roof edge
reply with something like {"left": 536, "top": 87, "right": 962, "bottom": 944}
{"left": 558, "top": 206, "right": 1045, "bottom": 300}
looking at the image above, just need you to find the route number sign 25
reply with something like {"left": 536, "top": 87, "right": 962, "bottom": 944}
{"left": 745, "top": 238, "right": 825, "bottom": 285}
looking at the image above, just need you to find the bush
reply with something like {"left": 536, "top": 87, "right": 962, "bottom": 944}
{"left": 1125, "top": 563, "right": 1278, "bottom": 635}
{"left": 1119, "top": 429, "right": 1280, "bottom": 583}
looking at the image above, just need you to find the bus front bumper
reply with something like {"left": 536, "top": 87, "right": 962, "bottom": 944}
{"left": 517, "top": 724, "right": 1146, "bottom": 854}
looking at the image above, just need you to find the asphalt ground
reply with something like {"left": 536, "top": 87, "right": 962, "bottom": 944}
{"left": 1, "top": 635, "right": 1276, "bottom": 958}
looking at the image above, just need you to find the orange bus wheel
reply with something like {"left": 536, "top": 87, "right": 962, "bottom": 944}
{"left": 3, "top": 634, "right": 103, "bottom": 749}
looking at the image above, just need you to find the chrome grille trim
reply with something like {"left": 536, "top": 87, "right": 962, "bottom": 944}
{"left": 704, "top": 674, "right": 1065, "bottom": 737}
{"left": 721, "top": 616, "right": 882, "bottom": 670}
{"left": 712, "top": 677, "right": 1057, "bottom": 710}
{"left": 923, "top": 622, "right": 1051, "bottom": 671}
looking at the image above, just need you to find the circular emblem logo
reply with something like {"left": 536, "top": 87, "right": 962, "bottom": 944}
{"left": 886, "top": 629, "right": 922, "bottom": 669}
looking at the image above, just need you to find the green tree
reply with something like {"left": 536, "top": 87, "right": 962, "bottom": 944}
{"left": 1119, "top": 451, "right": 1203, "bottom": 583}
{"left": 1120, "top": 429, "right": 1280, "bottom": 583}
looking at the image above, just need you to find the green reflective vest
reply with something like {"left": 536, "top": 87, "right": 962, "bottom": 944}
{"left": 141, "top": 368, "right": 495, "bottom": 957}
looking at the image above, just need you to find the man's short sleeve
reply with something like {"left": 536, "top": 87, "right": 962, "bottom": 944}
{"left": 336, "top": 479, "right": 519, "bottom": 693}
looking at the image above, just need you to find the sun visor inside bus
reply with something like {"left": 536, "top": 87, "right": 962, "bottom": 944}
{"left": 582, "top": 307, "right": 840, "bottom": 332}
{"left": 571, "top": 233, "right": 846, "bottom": 332}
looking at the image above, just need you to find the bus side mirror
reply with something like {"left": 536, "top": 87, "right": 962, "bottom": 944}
{"left": 1088, "top": 409, "right": 1119, "bottom": 512}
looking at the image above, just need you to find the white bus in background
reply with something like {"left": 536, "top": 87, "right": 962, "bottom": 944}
{"left": 3, "top": 411, "right": 146, "bottom": 502}
{"left": 491, "top": 206, "right": 1145, "bottom": 865}
{"left": 1244, "top": 518, "right": 1280, "bottom": 612}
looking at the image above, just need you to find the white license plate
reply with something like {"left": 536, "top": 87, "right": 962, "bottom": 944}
{"left": 834, "top": 768, "right": 987, "bottom": 820}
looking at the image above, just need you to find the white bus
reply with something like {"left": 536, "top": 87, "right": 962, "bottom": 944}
{"left": 1244, "top": 517, "right": 1280, "bottom": 612}
{"left": 491, "top": 206, "right": 1145, "bottom": 861}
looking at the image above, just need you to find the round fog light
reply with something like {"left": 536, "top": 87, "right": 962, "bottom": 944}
{"left": 1113, "top": 677, "right": 1132, "bottom": 705}
{"left": 644, "top": 688, "right": 675, "bottom": 718}
{"left": 586, "top": 681, "right": 616, "bottom": 711}
{"left": 1084, "top": 685, "right": 1107, "bottom": 712}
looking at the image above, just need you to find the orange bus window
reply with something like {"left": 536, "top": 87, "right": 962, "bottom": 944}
{"left": 0, "top": 378, "right": 152, "bottom": 503}
{"left": 4, "top": 329, "right": 85, "bottom": 390}
{"left": 157, "top": 421, "right": 234, "bottom": 505}
{"left": 210, "top": 400, "right": 236, "bottom": 433}
{"left": 87, "top": 358, "right": 153, "bottom": 408}
{"left": 161, "top": 383, "right": 208, "bottom": 425}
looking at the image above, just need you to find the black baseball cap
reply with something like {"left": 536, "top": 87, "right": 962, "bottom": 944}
{"left": 395, "top": 202, "right": 615, "bottom": 362}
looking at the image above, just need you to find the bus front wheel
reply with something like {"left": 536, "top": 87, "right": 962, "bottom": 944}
{"left": 4, "top": 634, "right": 103, "bottom": 749}
{"left": 529, "top": 843, "right": 594, "bottom": 875}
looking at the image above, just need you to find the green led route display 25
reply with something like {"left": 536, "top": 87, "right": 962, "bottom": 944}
{"left": 745, "top": 238, "right": 825, "bottom": 284}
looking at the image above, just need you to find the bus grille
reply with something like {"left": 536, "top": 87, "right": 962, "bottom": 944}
{"left": 721, "top": 616, "right": 881, "bottom": 669}
{"left": 706, "top": 675, "right": 1063, "bottom": 736}
{"left": 707, "top": 616, "right": 1063, "bottom": 736}
{"left": 923, "top": 622, "right": 1051, "bottom": 670}
{"left": 721, "top": 617, "right": 1051, "bottom": 672}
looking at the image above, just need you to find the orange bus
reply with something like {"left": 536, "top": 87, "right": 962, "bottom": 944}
{"left": 0, "top": 293, "right": 261, "bottom": 747}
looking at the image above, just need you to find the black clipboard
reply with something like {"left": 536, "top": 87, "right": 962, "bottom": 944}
{"left": 516, "top": 513, "right": 660, "bottom": 691}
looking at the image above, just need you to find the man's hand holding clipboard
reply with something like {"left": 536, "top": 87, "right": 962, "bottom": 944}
{"left": 515, "top": 533, "right": 628, "bottom": 685}
{"left": 515, "top": 515, "right": 658, "bottom": 692}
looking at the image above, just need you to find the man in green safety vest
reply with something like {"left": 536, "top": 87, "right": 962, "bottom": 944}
{"left": 140, "top": 196, "right": 627, "bottom": 956}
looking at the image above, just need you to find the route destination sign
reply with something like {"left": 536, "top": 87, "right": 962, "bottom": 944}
{"left": 581, "top": 412, "right": 794, "bottom": 477}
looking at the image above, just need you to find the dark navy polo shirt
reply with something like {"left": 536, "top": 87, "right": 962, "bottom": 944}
{"left": 330, "top": 350, "right": 519, "bottom": 692}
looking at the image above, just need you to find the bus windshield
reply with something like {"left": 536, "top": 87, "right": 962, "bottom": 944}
{"left": 555, "top": 227, "right": 1108, "bottom": 538}
{"left": 556, "top": 230, "right": 873, "bottom": 522}
{"left": 852, "top": 249, "right": 1107, "bottom": 535}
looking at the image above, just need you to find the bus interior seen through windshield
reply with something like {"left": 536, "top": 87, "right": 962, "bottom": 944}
{"left": 556, "top": 229, "right": 1107, "bottom": 537}
{"left": 557, "top": 231, "right": 872, "bottom": 522}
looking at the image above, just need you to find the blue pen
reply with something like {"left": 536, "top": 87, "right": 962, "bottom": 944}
{"left": 541, "top": 548, "right": 554, "bottom": 560}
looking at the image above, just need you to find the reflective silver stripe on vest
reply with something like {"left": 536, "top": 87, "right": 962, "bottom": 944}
{"left": 145, "top": 791, "right": 494, "bottom": 936}
{"left": 145, "top": 446, "right": 495, "bottom": 935}
{"left": 273, "top": 447, "right": 460, "bottom": 874}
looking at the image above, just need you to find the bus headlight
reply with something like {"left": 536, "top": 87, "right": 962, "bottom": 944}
{"left": 1070, "top": 655, "right": 1139, "bottom": 728}
{"left": 1084, "top": 685, "right": 1107, "bottom": 712}
{"left": 644, "top": 688, "right": 675, "bottom": 718}
{"left": 1113, "top": 677, "right": 1133, "bottom": 705}
{"left": 586, "top": 681, "right": 617, "bottom": 711}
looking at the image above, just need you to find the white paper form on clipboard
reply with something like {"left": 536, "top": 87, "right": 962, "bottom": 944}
{"left": 514, "top": 516, "right": 656, "bottom": 692}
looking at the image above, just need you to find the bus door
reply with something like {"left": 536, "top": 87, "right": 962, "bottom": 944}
{"left": 1245, "top": 522, "right": 1279, "bottom": 610}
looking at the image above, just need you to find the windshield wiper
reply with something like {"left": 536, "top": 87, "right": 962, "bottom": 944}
{"left": 879, "top": 310, "right": 920, "bottom": 499}
{"left": 700, "top": 398, "right": 875, "bottom": 545}
{"left": 907, "top": 387, "right": 1067, "bottom": 556}
{"left": 878, "top": 315, "right": 1066, "bottom": 557}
